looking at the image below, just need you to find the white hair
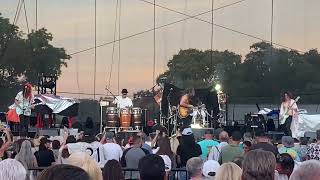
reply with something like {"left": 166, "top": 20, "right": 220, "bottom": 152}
{"left": 15, "top": 140, "right": 35, "bottom": 169}
{"left": 289, "top": 160, "right": 320, "bottom": 180}
{"left": 0, "top": 159, "right": 27, "bottom": 180}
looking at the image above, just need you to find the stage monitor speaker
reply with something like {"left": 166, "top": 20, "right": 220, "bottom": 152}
{"left": 39, "top": 129, "right": 59, "bottom": 137}
{"left": 304, "top": 131, "right": 316, "bottom": 140}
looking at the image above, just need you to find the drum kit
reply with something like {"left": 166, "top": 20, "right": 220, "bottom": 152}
{"left": 105, "top": 107, "right": 144, "bottom": 131}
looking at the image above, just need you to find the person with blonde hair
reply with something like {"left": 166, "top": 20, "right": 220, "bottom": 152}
{"left": 68, "top": 152, "right": 103, "bottom": 180}
{"left": 215, "top": 162, "right": 242, "bottom": 180}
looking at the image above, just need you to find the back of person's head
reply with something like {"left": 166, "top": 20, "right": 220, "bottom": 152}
{"left": 137, "top": 131, "right": 147, "bottom": 142}
{"left": 0, "top": 159, "right": 26, "bottom": 180}
{"left": 82, "top": 134, "right": 96, "bottom": 143}
{"left": 242, "top": 149, "right": 276, "bottom": 180}
{"left": 204, "top": 129, "right": 214, "bottom": 140}
{"left": 215, "top": 162, "right": 242, "bottom": 180}
{"left": 66, "top": 135, "right": 77, "bottom": 144}
{"left": 15, "top": 140, "right": 34, "bottom": 169}
{"left": 186, "top": 157, "right": 203, "bottom": 178}
{"left": 102, "top": 159, "right": 124, "bottom": 180}
{"left": 133, "top": 134, "right": 142, "bottom": 146}
{"left": 300, "top": 137, "right": 308, "bottom": 145}
{"left": 289, "top": 160, "right": 320, "bottom": 180}
{"left": 138, "top": 154, "right": 166, "bottom": 180}
{"left": 156, "top": 137, "right": 173, "bottom": 157}
{"left": 68, "top": 152, "right": 103, "bottom": 180}
{"left": 38, "top": 164, "right": 90, "bottom": 180}
{"left": 316, "top": 130, "right": 320, "bottom": 141}
{"left": 277, "top": 153, "right": 294, "bottom": 176}
{"left": 52, "top": 140, "right": 61, "bottom": 149}
{"left": 181, "top": 134, "right": 196, "bottom": 146}
{"left": 232, "top": 156, "right": 244, "bottom": 168}
{"left": 231, "top": 131, "right": 242, "bottom": 141}
{"left": 219, "top": 131, "right": 229, "bottom": 142}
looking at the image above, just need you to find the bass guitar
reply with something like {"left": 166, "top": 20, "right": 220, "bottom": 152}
{"left": 279, "top": 96, "right": 300, "bottom": 125}
{"left": 15, "top": 102, "right": 44, "bottom": 115}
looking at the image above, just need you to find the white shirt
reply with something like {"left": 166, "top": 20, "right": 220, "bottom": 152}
{"left": 114, "top": 96, "right": 133, "bottom": 109}
{"left": 12, "top": 91, "right": 34, "bottom": 116}
{"left": 103, "top": 143, "right": 123, "bottom": 162}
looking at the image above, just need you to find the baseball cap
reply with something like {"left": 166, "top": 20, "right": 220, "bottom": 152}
{"left": 202, "top": 160, "right": 220, "bottom": 177}
{"left": 182, "top": 128, "right": 193, "bottom": 136}
{"left": 282, "top": 136, "right": 294, "bottom": 148}
{"left": 160, "top": 155, "right": 172, "bottom": 172}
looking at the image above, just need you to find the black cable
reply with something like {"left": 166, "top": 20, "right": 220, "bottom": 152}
{"left": 210, "top": 0, "right": 214, "bottom": 76}
{"left": 69, "top": 0, "right": 247, "bottom": 56}
{"left": 94, "top": 0, "right": 97, "bottom": 99}
{"left": 117, "top": 0, "right": 122, "bottom": 95}
{"left": 107, "top": 0, "right": 119, "bottom": 93}
{"left": 22, "top": 0, "right": 30, "bottom": 34}
{"left": 138, "top": 0, "right": 305, "bottom": 53}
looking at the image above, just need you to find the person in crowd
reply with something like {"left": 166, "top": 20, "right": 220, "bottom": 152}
{"left": 250, "top": 129, "right": 279, "bottom": 157}
{"left": 101, "top": 132, "right": 123, "bottom": 162}
{"left": 243, "top": 141, "right": 252, "bottom": 154}
{"left": 186, "top": 157, "right": 203, "bottom": 180}
{"left": 0, "top": 159, "right": 27, "bottom": 180}
{"left": 137, "top": 131, "right": 152, "bottom": 154}
{"left": 220, "top": 131, "right": 243, "bottom": 164}
{"left": 37, "top": 164, "right": 90, "bottom": 180}
{"left": 138, "top": 154, "right": 166, "bottom": 180}
{"left": 207, "top": 131, "right": 229, "bottom": 161}
{"left": 307, "top": 130, "right": 320, "bottom": 160}
{"left": 232, "top": 156, "right": 244, "bottom": 168}
{"left": 0, "top": 127, "right": 12, "bottom": 160}
{"left": 202, "top": 160, "right": 220, "bottom": 180}
{"left": 156, "top": 136, "right": 176, "bottom": 168}
{"left": 114, "top": 135, "right": 124, "bottom": 149}
{"left": 198, "top": 129, "right": 219, "bottom": 160}
{"left": 242, "top": 149, "right": 276, "bottom": 180}
{"left": 68, "top": 152, "right": 103, "bottom": 180}
{"left": 297, "top": 137, "right": 308, "bottom": 161}
{"left": 215, "top": 162, "right": 242, "bottom": 180}
{"left": 176, "top": 128, "right": 202, "bottom": 168}
{"left": 276, "top": 153, "right": 295, "bottom": 180}
{"left": 15, "top": 140, "right": 38, "bottom": 169}
{"left": 102, "top": 159, "right": 125, "bottom": 180}
{"left": 289, "top": 160, "right": 320, "bottom": 180}
{"left": 52, "top": 140, "right": 61, "bottom": 161}
{"left": 170, "top": 127, "right": 182, "bottom": 155}
{"left": 278, "top": 136, "right": 300, "bottom": 161}
{"left": 58, "top": 135, "right": 77, "bottom": 164}
{"left": 151, "top": 125, "right": 168, "bottom": 149}
{"left": 121, "top": 134, "right": 149, "bottom": 179}
{"left": 243, "top": 132, "right": 253, "bottom": 143}
{"left": 34, "top": 137, "right": 55, "bottom": 167}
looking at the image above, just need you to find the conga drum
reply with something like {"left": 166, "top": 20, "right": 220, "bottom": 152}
{"left": 106, "top": 107, "right": 119, "bottom": 127}
{"left": 131, "top": 107, "right": 142, "bottom": 128}
{"left": 120, "top": 108, "right": 131, "bottom": 128}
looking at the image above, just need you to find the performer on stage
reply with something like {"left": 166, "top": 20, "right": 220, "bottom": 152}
{"left": 279, "top": 92, "right": 298, "bottom": 137}
{"left": 12, "top": 83, "right": 34, "bottom": 136}
{"left": 179, "top": 89, "right": 195, "bottom": 127}
{"left": 114, "top": 89, "right": 133, "bottom": 109}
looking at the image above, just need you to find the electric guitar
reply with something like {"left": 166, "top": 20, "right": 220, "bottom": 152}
{"left": 15, "top": 102, "right": 44, "bottom": 115}
{"left": 279, "top": 96, "right": 300, "bottom": 125}
{"left": 178, "top": 104, "right": 205, "bottom": 118}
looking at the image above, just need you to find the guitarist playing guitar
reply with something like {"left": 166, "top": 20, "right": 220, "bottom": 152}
{"left": 178, "top": 89, "right": 195, "bottom": 127}
{"left": 12, "top": 83, "right": 35, "bottom": 136}
{"left": 279, "top": 92, "right": 298, "bottom": 137}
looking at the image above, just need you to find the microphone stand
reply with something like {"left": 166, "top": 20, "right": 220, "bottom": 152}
{"left": 105, "top": 86, "right": 120, "bottom": 102}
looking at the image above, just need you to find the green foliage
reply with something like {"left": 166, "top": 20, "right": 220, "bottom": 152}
{"left": 158, "top": 42, "right": 320, "bottom": 103}
{"left": 0, "top": 13, "right": 70, "bottom": 110}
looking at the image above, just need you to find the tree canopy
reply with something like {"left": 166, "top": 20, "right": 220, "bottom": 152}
{"left": 158, "top": 42, "right": 320, "bottom": 103}
{"left": 0, "top": 13, "right": 70, "bottom": 110}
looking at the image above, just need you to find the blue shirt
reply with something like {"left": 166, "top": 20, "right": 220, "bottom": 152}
{"left": 198, "top": 140, "right": 219, "bottom": 160}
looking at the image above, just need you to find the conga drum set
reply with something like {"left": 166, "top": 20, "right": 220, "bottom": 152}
{"left": 105, "top": 107, "right": 144, "bottom": 131}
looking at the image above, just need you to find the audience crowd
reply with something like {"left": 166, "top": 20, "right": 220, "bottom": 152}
{"left": 1, "top": 124, "right": 320, "bottom": 180}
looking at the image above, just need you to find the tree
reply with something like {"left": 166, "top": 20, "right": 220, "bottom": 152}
{"left": 0, "top": 13, "right": 70, "bottom": 110}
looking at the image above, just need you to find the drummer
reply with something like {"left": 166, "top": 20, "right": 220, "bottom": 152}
{"left": 114, "top": 89, "right": 133, "bottom": 109}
